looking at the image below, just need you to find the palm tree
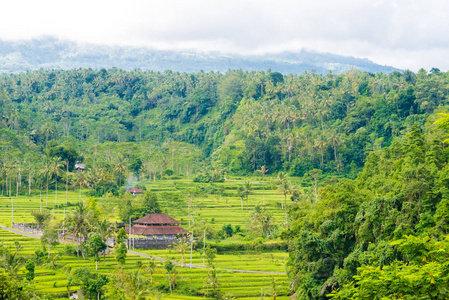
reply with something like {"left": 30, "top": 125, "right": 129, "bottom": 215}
{"left": 309, "top": 169, "right": 322, "bottom": 204}
{"left": 277, "top": 178, "right": 291, "bottom": 210}
{"left": 257, "top": 165, "right": 268, "bottom": 205}
{"left": 50, "top": 157, "right": 65, "bottom": 206}
{"left": 145, "top": 257, "right": 158, "bottom": 283}
{"left": 237, "top": 186, "right": 244, "bottom": 210}
{"left": 87, "top": 168, "right": 102, "bottom": 194}
{"left": 40, "top": 122, "right": 55, "bottom": 146}
{"left": 72, "top": 171, "right": 89, "bottom": 203}
{"left": 113, "top": 155, "right": 128, "bottom": 188}
{"left": 65, "top": 203, "right": 92, "bottom": 258}
{"left": 174, "top": 236, "right": 189, "bottom": 265}
{"left": 40, "top": 159, "right": 51, "bottom": 208}
{"left": 98, "top": 168, "right": 114, "bottom": 195}
{"left": 0, "top": 245, "right": 24, "bottom": 277}
{"left": 241, "top": 181, "right": 254, "bottom": 210}
{"left": 251, "top": 205, "right": 276, "bottom": 237}
{"left": 91, "top": 219, "right": 114, "bottom": 263}
{"left": 124, "top": 269, "right": 148, "bottom": 300}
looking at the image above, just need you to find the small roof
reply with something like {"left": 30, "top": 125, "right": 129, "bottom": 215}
{"left": 133, "top": 213, "right": 180, "bottom": 224}
{"left": 126, "top": 188, "right": 143, "bottom": 194}
{"left": 127, "top": 225, "right": 189, "bottom": 236}
{"left": 75, "top": 163, "right": 85, "bottom": 169}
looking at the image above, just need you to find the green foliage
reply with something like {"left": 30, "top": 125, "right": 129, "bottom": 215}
{"left": 0, "top": 243, "right": 24, "bottom": 277}
{"left": 73, "top": 267, "right": 109, "bottom": 299}
{"left": 31, "top": 210, "right": 51, "bottom": 227}
{"left": 25, "top": 259, "right": 35, "bottom": 283}
{"left": 116, "top": 228, "right": 128, "bottom": 245}
{"left": 222, "top": 224, "right": 233, "bottom": 237}
{"left": 45, "top": 141, "right": 79, "bottom": 171}
{"left": 193, "top": 172, "right": 225, "bottom": 183}
{"left": 141, "top": 191, "right": 162, "bottom": 215}
{"left": 0, "top": 270, "right": 23, "bottom": 299}
{"left": 286, "top": 120, "right": 449, "bottom": 298}
{"left": 330, "top": 236, "right": 449, "bottom": 299}
{"left": 116, "top": 243, "right": 127, "bottom": 265}
{"left": 88, "top": 234, "right": 107, "bottom": 269}
{"left": 41, "top": 225, "right": 59, "bottom": 259}
{"left": 205, "top": 246, "right": 217, "bottom": 268}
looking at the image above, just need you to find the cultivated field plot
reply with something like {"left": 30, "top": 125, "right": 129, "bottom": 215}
{"left": 0, "top": 176, "right": 296, "bottom": 231}
{"left": 0, "top": 177, "right": 295, "bottom": 298}
{"left": 0, "top": 228, "right": 291, "bottom": 299}
{"left": 139, "top": 248, "right": 288, "bottom": 273}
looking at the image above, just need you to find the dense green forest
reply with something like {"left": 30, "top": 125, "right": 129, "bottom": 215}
{"left": 1, "top": 67, "right": 448, "bottom": 181}
{"left": 285, "top": 120, "right": 449, "bottom": 299}
{"left": 2, "top": 67, "right": 449, "bottom": 298}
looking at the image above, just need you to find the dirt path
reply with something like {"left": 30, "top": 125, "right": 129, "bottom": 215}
{"left": 1, "top": 225, "right": 287, "bottom": 275}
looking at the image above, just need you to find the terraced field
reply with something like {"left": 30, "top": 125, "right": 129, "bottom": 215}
{"left": 0, "top": 177, "right": 296, "bottom": 298}
{"left": 0, "top": 228, "right": 290, "bottom": 299}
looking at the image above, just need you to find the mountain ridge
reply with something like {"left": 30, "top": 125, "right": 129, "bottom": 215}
{"left": 0, "top": 36, "right": 400, "bottom": 74}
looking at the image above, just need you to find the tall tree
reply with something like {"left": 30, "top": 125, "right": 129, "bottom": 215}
{"left": 257, "top": 165, "right": 269, "bottom": 205}
{"left": 50, "top": 156, "right": 65, "bottom": 205}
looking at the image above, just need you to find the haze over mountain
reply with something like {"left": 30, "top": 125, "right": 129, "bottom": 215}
{"left": 0, "top": 37, "right": 400, "bottom": 75}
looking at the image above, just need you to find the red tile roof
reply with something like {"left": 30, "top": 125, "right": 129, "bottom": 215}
{"left": 127, "top": 225, "right": 189, "bottom": 236}
{"left": 126, "top": 188, "right": 143, "bottom": 194}
{"left": 133, "top": 213, "right": 180, "bottom": 224}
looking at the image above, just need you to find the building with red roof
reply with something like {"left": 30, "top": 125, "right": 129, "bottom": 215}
{"left": 126, "top": 213, "right": 189, "bottom": 248}
{"left": 125, "top": 188, "right": 143, "bottom": 196}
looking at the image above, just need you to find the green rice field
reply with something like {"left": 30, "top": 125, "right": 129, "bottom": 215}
{"left": 0, "top": 228, "right": 290, "bottom": 299}
{"left": 0, "top": 177, "right": 295, "bottom": 298}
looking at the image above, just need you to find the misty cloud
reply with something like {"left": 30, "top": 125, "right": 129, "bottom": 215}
{"left": 1, "top": 0, "right": 449, "bottom": 70}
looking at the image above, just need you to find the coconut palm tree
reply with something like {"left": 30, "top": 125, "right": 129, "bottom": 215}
{"left": 257, "top": 165, "right": 268, "bottom": 205}
{"left": 98, "top": 168, "right": 114, "bottom": 195}
{"left": 277, "top": 178, "right": 291, "bottom": 210}
{"left": 241, "top": 181, "right": 254, "bottom": 210}
{"left": 65, "top": 203, "right": 92, "bottom": 258}
{"left": 50, "top": 157, "right": 65, "bottom": 206}
{"left": 113, "top": 155, "right": 128, "bottom": 188}
{"left": 145, "top": 257, "right": 158, "bottom": 283}
{"left": 71, "top": 171, "right": 89, "bottom": 203}
{"left": 124, "top": 269, "right": 148, "bottom": 300}
{"left": 91, "top": 219, "right": 114, "bottom": 263}
{"left": 174, "top": 236, "right": 189, "bottom": 265}
{"left": 0, "top": 244, "right": 24, "bottom": 277}
{"left": 40, "top": 159, "right": 51, "bottom": 208}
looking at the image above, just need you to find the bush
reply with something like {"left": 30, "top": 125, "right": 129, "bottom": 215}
{"left": 135, "top": 182, "right": 147, "bottom": 191}
{"left": 33, "top": 249, "right": 47, "bottom": 265}
{"left": 164, "top": 168, "right": 174, "bottom": 176}
{"left": 222, "top": 224, "right": 233, "bottom": 237}
{"left": 64, "top": 245, "right": 77, "bottom": 256}
{"left": 193, "top": 173, "right": 225, "bottom": 183}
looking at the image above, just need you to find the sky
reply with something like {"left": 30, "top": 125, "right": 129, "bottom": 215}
{"left": 1, "top": 0, "right": 448, "bottom": 71}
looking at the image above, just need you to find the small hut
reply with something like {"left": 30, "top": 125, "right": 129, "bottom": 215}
{"left": 74, "top": 161, "right": 85, "bottom": 171}
{"left": 126, "top": 188, "right": 143, "bottom": 196}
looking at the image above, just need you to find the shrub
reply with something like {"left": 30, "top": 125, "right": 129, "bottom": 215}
{"left": 63, "top": 245, "right": 77, "bottom": 256}
{"left": 164, "top": 168, "right": 174, "bottom": 176}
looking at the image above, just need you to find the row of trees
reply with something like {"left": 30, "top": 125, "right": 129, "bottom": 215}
{"left": 0, "top": 137, "right": 204, "bottom": 200}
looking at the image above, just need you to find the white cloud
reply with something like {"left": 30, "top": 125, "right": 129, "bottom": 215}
{"left": 1, "top": 0, "right": 449, "bottom": 71}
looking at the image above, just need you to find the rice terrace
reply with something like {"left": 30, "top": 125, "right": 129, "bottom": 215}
{"left": 2, "top": 3, "right": 449, "bottom": 298}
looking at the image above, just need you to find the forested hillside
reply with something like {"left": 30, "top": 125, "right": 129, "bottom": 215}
{"left": 0, "top": 67, "right": 448, "bottom": 182}
{"left": 285, "top": 120, "right": 449, "bottom": 299}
